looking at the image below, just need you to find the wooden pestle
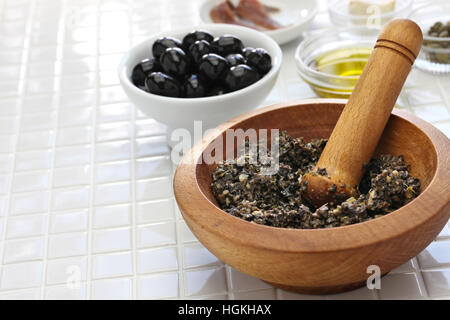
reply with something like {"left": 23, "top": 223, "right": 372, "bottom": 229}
{"left": 302, "top": 19, "right": 423, "bottom": 208}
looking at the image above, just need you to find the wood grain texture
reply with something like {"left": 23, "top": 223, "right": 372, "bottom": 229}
{"left": 173, "top": 99, "right": 450, "bottom": 294}
{"left": 303, "top": 20, "right": 424, "bottom": 207}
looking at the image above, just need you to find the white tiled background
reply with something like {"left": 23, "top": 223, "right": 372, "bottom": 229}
{"left": 0, "top": 0, "right": 448, "bottom": 300}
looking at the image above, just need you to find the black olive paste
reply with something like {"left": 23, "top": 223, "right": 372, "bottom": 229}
{"left": 211, "top": 131, "right": 421, "bottom": 229}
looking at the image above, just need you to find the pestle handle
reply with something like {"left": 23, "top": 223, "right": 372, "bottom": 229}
{"left": 303, "top": 19, "right": 423, "bottom": 207}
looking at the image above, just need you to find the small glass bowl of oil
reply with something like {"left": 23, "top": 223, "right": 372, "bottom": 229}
{"left": 295, "top": 27, "right": 379, "bottom": 98}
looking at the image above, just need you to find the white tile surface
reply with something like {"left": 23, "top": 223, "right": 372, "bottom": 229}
{"left": 179, "top": 221, "right": 197, "bottom": 243}
{"left": 6, "top": 214, "right": 47, "bottom": 239}
{"left": 94, "top": 181, "right": 131, "bottom": 206}
{"left": 15, "top": 150, "right": 52, "bottom": 171}
{"left": 10, "top": 191, "right": 49, "bottom": 215}
{"left": 417, "top": 242, "right": 450, "bottom": 269}
{"left": 91, "top": 278, "right": 133, "bottom": 300}
{"left": 56, "top": 126, "right": 92, "bottom": 147}
{"left": 91, "top": 252, "right": 133, "bottom": 279}
{"left": 0, "top": 261, "right": 43, "bottom": 290}
{"left": 136, "top": 221, "right": 177, "bottom": 249}
{"left": 55, "top": 145, "right": 91, "bottom": 167}
{"left": 137, "top": 246, "right": 178, "bottom": 274}
{"left": 3, "top": 237, "right": 45, "bottom": 264}
{"left": 378, "top": 273, "right": 425, "bottom": 300}
{"left": 48, "top": 232, "right": 88, "bottom": 258}
{"left": 0, "top": 288, "right": 41, "bottom": 300}
{"left": 53, "top": 165, "right": 91, "bottom": 187}
{"left": 135, "top": 177, "right": 172, "bottom": 201}
{"left": 50, "top": 210, "right": 89, "bottom": 234}
{"left": 44, "top": 284, "right": 87, "bottom": 300}
{"left": 234, "top": 289, "right": 277, "bottom": 300}
{"left": 230, "top": 268, "right": 273, "bottom": 292}
{"left": 135, "top": 199, "right": 175, "bottom": 224}
{"left": 183, "top": 243, "right": 222, "bottom": 269}
{"left": 95, "top": 160, "right": 131, "bottom": 184}
{"left": 46, "top": 256, "right": 88, "bottom": 285}
{"left": 93, "top": 204, "right": 131, "bottom": 229}
{"left": 184, "top": 267, "right": 228, "bottom": 297}
{"left": 92, "top": 227, "right": 131, "bottom": 253}
{"left": 138, "top": 272, "right": 179, "bottom": 299}
{"left": 421, "top": 270, "right": 450, "bottom": 298}
{"left": 0, "top": 0, "right": 447, "bottom": 300}
{"left": 51, "top": 186, "right": 90, "bottom": 211}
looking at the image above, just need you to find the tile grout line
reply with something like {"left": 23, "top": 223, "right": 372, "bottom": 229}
{"left": 0, "top": 0, "right": 34, "bottom": 292}
{"left": 127, "top": 1, "right": 139, "bottom": 300}
{"left": 172, "top": 160, "right": 186, "bottom": 299}
{"left": 412, "top": 256, "right": 431, "bottom": 299}
{"left": 85, "top": 0, "right": 101, "bottom": 300}
{"left": 225, "top": 265, "right": 234, "bottom": 300}
{"left": 274, "top": 288, "right": 282, "bottom": 300}
{"left": 40, "top": 0, "right": 66, "bottom": 299}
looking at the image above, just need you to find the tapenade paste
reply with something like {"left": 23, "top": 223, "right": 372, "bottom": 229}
{"left": 211, "top": 131, "right": 420, "bottom": 229}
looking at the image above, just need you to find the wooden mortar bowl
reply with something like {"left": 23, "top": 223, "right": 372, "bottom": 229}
{"left": 173, "top": 99, "right": 450, "bottom": 295}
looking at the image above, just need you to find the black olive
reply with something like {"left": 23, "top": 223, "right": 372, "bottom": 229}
{"left": 131, "top": 58, "right": 160, "bottom": 89}
{"left": 145, "top": 72, "right": 183, "bottom": 98}
{"left": 225, "top": 53, "right": 246, "bottom": 67}
{"left": 224, "top": 64, "right": 260, "bottom": 91}
{"left": 207, "top": 86, "right": 228, "bottom": 96}
{"left": 183, "top": 74, "right": 208, "bottom": 98}
{"left": 188, "top": 40, "right": 210, "bottom": 64}
{"left": 198, "top": 53, "right": 229, "bottom": 81}
{"left": 242, "top": 47, "right": 254, "bottom": 59}
{"left": 210, "top": 35, "right": 244, "bottom": 56}
{"left": 152, "top": 37, "right": 182, "bottom": 60}
{"left": 245, "top": 48, "right": 272, "bottom": 75}
{"left": 182, "top": 30, "right": 214, "bottom": 50}
{"left": 160, "top": 47, "right": 190, "bottom": 79}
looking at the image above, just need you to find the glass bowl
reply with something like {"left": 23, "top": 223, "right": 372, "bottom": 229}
{"left": 295, "top": 27, "right": 379, "bottom": 99}
{"left": 328, "top": 0, "right": 413, "bottom": 28}
{"left": 409, "top": 1, "right": 450, "bottom": 74}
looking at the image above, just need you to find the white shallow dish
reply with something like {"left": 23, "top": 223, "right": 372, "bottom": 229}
{"left": 199, "top": 0, "right": 319, "bottom": 45}
{"left": 118, "top": 24, "right": 282, "bottom": 147}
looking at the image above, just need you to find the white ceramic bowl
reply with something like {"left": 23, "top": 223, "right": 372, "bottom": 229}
{"left": 199, "top": 0, "right": 319, "bottom": 45}
{"left": 118, "top": 23, "right": 282, "bottom": 146}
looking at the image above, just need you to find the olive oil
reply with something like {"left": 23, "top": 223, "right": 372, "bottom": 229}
{"left": 311, "top": 47, "right": 372, "bottom": 76}
{"left": 302, "top": 47, "right": 372, "bottom": 98}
